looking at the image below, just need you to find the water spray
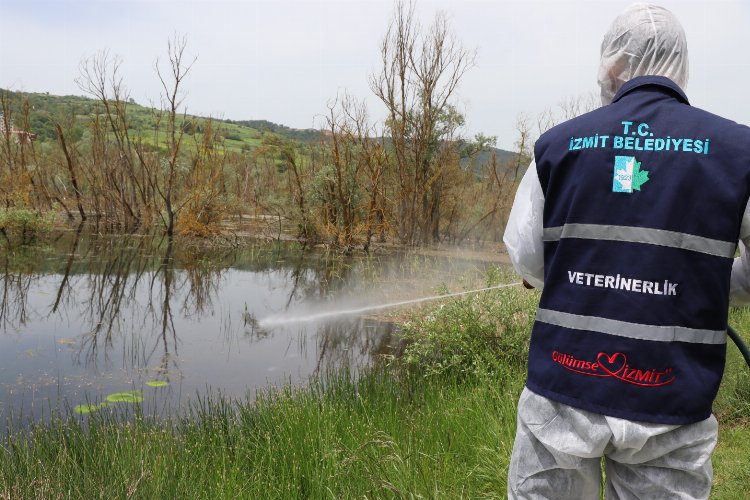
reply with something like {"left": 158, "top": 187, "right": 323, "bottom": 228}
{"left": 253, "top": 281, "right": 750, "bottom": 371}
{"left": 256, "top": 282, "right": 521, "bottom": 328}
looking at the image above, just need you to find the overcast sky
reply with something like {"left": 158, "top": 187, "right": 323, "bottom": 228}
{"left": 1, "top": 0, "right": 748, "bottom": 150}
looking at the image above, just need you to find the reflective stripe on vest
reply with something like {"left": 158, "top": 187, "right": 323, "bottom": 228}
{"left": 536, "top": 308, "right": 727, "bottom": 344}
{"left": 543, "top": 223, "right": 736, "bottom": 258}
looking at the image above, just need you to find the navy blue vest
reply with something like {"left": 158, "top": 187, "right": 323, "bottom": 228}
{"left": 527, "top": 76, "right": 750, "bottom": 424}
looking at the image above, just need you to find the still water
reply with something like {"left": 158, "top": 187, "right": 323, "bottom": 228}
{"left": 0, "top": 229, "right": 496, "bottom": 425}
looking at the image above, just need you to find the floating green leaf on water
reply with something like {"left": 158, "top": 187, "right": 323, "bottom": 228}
{"left": 74, "top": 402, "right": 108, "bottom": 414}
{"left": 145, "top": 380, "right": 168, "bottom": 387}
{"left": 105, "top": 390, "right": 143, "bottom": 403}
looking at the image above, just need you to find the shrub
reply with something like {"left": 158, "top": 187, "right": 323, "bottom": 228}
{"left": 392, "top": 267, "right": 539, "bottom": 380}
{"left": 0, "top": 208, "right": 54, "bottom": 245}
{"left": 175, "top": 188, "right": 225, "bottom": 237}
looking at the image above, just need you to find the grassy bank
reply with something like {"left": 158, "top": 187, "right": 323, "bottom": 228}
{"left": 0, "top": 374, "right": 523, "bottom": 498}
{"left": 0, "top": 278, "right": 749, "bottom": 498}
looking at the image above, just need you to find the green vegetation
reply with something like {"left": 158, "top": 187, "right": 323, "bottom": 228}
{"left": 0, "top": 207, "right": 54, "bottom": 246}
{"left": 145, "top": 381, "right": 169, "bottom": 388}
{"left": 72, "top": 403, "right": 109, "bottom": 415}
{"left": 1, "top": 90, "right": 270, "bottom": 154}
{"left": 105, "top": 391, "right": 144, "bottom": 404}
{"left": 74, "top": 390, "right": 148, "bottom": 414}
{"left": 395, "top": 267, "right": 536, "bottom": 379}
{"left": 0, "top": 274, "right": 747, "bottom": 498}
{"left": 0, "top": 373, "right": 521, "bottom": 498}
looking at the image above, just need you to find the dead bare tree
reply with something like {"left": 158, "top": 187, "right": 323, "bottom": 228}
{"left": 76, "top": 51, "right": 145, "bottom": 227}
{"left": 155, "top": 33, "right": 196, "bottom": 236}
{"left": 324, "top": 94, "right": 368, "bottom": 250}
{"left": 513, "top": 114, "right": 532, "bottom": 181}
{"left": 370, "top": 0, "right": 476, "bottom": 245}
{"left": 55, "top": 123, "right": 86, "bottom": 220}
{"left": 0, "top": 92, "right": 16, "bottom": 177}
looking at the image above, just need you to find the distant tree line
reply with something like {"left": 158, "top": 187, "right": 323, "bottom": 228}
{"left": 225, "top": 119, "right": 324, "bottom": 143}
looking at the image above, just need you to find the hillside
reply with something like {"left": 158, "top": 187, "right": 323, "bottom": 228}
{"left": 1, "top": 90, "right": 286, "bottom": 154}
{"left": 1, "top": 89, "right": 517, "bottom": 166}
{"left": 468, "top": 148, "right": 519, "bottom": 170}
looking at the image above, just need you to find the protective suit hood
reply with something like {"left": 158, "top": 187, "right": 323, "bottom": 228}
{"left": 598, "top": 3, "right": 689, "bottom": 105}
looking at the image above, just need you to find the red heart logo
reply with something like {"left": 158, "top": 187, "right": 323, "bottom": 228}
{"left": 596, "top": 351, "right": 627, "bottom": 377}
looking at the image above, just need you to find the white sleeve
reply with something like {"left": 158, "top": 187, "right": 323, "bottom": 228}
{"left": 729, "top": 196, "right": 750, "bottom": 306}
{"left": 729, "top": 245, "right": 750, "bottom": 305}
{"left": 730, "top": 198, "right": 750, "bottom": 305}
{"left": 503, "top": 160, "right": 545, "bottom": 289}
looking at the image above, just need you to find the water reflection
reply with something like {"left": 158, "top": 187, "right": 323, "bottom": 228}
{"left": 2, "top": 228, "right": 458, "bottom": 425}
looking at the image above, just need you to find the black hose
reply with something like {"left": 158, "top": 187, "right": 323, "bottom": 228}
{"left": 728, "top": 325, "right": 750, "bottom": 369}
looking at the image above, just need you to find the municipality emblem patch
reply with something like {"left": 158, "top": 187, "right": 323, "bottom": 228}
{"left": 613, "top": 156, "right": 649, "bottom": 193}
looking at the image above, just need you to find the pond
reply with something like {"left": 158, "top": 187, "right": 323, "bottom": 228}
{"left": 0, "top": 229, "right": 503, "bottom": 427}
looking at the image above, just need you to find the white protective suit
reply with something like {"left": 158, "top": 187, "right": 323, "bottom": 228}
{"left": 504, "top": 3, "right": 750, "bottom": 499}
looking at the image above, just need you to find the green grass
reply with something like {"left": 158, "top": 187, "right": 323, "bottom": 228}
{"left": 0, "top": 373, "right": 523, "bottom": 498}
{"left": 0, "top": 278, "right": 748, "bottom": 498}
{"left": 712, "top": 306, "right": 750, "bottom": 498}
{"left": 713, "top": 425, "right": 750, "bottom": 496}
{"left": 715, "top": 307, "right": 750, "bottom": 420}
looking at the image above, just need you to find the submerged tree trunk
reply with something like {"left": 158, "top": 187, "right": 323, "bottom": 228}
{"left": 55, "top": 123, "right": 86, "bottom": 221}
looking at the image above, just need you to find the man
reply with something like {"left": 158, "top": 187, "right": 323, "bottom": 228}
{"left": 503, "top": 3, "right": 750, "bottom": 499}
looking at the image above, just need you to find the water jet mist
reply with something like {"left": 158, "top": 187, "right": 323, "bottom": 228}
{"left": 257, "top": 282, "right": 521, "bottom": 328}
